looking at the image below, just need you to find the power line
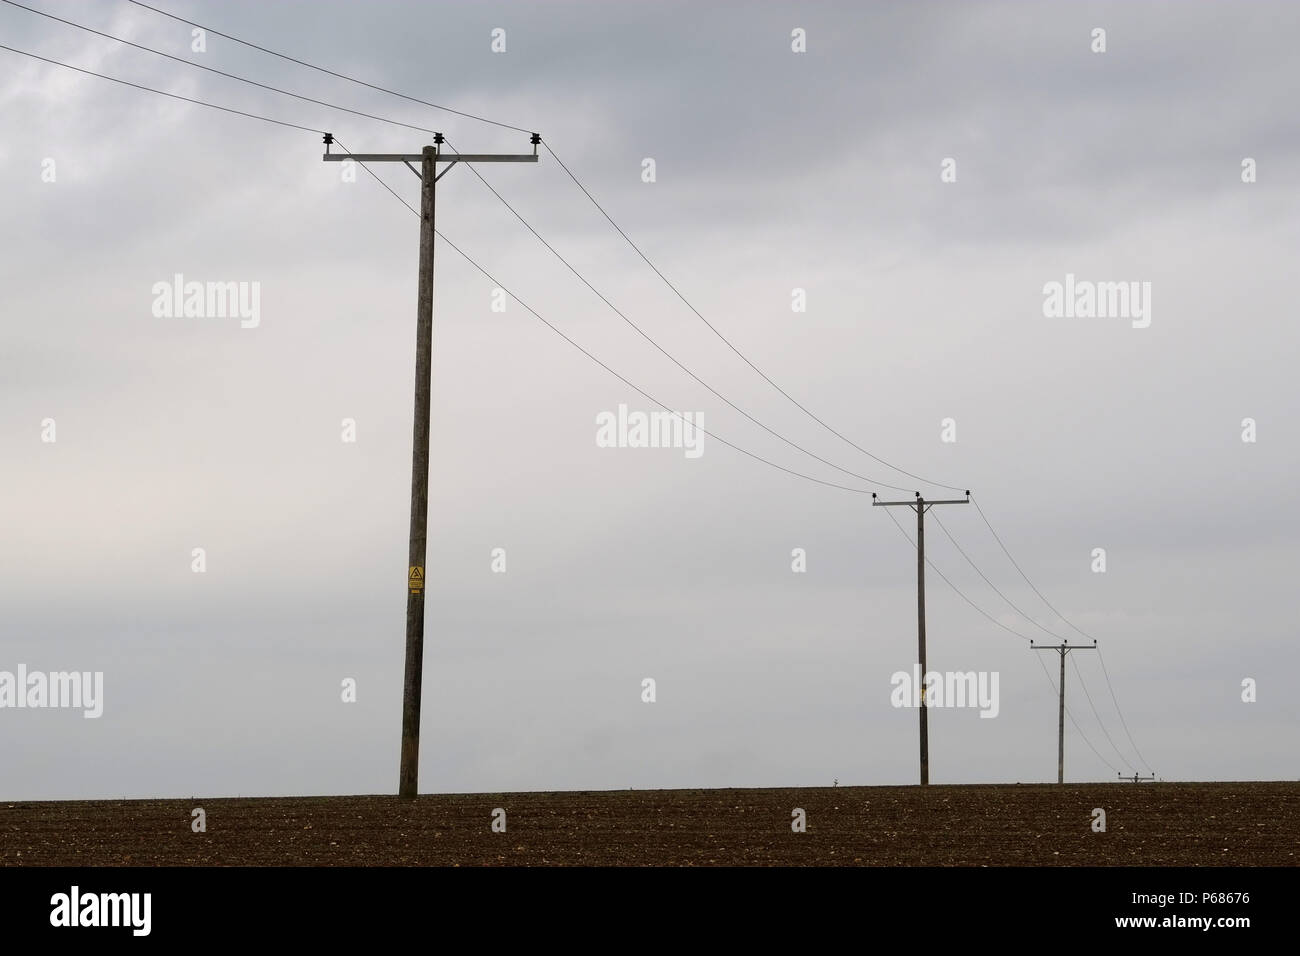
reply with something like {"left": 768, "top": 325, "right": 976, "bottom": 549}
{"left": 1071, "top": 653, "right": 1135, "bottom": 772}
{"left": 323, "top": 10, "right": 1159, "bottom": 779}
{"left": 437, "top": 238, "right": 880, "bottom": 496}
{"left": 2, "top": 0, "right": 445, "bottom": 137}
{"left": 931, "top": 510, "right": 1065, "bottom": 642}
{"left": 329, "top": 157, "right": 1145, "bottom": 787}
{"left": 499, "top": 108, "right": 1154, "bottom": 776}
{"left": 881, "top": 508, "right": 1032, "bottom": 645}
{"left": 970, "top": 493, "right": 1153, "bottom": 771}
{"left": 19, "top": 2, "right": 1152, "bottom": 776}
{"left": 299, "top": 6, "right": 1144, "bottom": 778}
{"left": 120, "top": 0, "right": 962, "bottom": 496}
{"left": 0, "top": 42, "right": 322, "bottom": 133}
{"left": 0, "top": 35, "right": 884, "bottom": 500}
{"left": 111, "top": 0, "right": 1152, "bottom": 705}
{"left": 113, "top": 0, "right": 1150, "bottom": 735}
{"left": 17, "top": 0, "right": 905, "bottom": 495}
{"left": 518, "top": 135, "right": 1153, "bottom": 744}
{"left": 969, "top": 494, "right": 1093, "bottom": 640}
{"left": 332, "top": 137, "right": 417, "bottom": 215}
{"left": 1098, "top": 646, "right": 1153, "bottom": 771}
{"left": 930, "top": 506, "right": 1137, "bottom": 772}
{"left": 1031, "top": 650, "right": 1121, "bottom": 776}
{"left": 123, "top": 0, "right": 531, "bottom": 133}
{"left": 164, "top": 0, "right": 1152, "bottom": 774}
{"left": 334, "top": 140, "right": 880, "bottom": 498}
{"left": 338, "top": 135, "right": 1134, "bottom": 788}
{"left": 444, "top": 137, "right": 914, "bottom": 494}
{"left": 443, "top": 138, "right": 1153, "bottom": 778}
{"left": 884, "top": 508, "right": 1119, "bottom": 778}
{"left": 541, "top": 142, "right": 969, "bottom": 496}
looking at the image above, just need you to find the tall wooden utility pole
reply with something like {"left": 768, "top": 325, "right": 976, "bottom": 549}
{"left": 873, "top": 490, "right": 969, "bottom": 785}
{"left": 323, "top": 132, "right": 540, "bottom": 797}
{"left": 1031, "top": 639, "right": 1097, "bottom": 784}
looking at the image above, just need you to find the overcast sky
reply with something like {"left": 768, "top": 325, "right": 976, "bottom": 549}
{"left": 2, "top": 0, "right": 1297, "bottom": 800}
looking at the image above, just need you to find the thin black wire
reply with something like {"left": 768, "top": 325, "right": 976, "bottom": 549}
{"left": 970, "top": 493, "right": 1152, "bottom": 771}
{"left": 880, "top": 507, "right": 1032, "bottom": 645}
{"left": 541, "top": 141, "right": 969, "bottom": 495}
{"left": 1032, "top": 650, "right": 1122, "bottom": 776}
{"left": 1071, "top": 654, "right": 1135, "bottom": 772}
{"left": 0, "top": 43, "right": 874, "bottom": 501}
{"left": 111, "top": 0, "right": 1132, "bottom": 683}
{"left": 334, "top": 140, "right": 877, "bottom": 497}
{"left": 970, "top": 495, "right": 1092, "bottom": 639}
{"left": 111, "top": 0, "right": 1120, "bottom": 634}
{"left": 2, "top": 0, "right": 447, "bottom": 137}
{"left": 23, "top": 3, "right": 1152, "bottom": 772}
{"left": 332, "top": 137, "right": 418, "bottom": 215}
{"left": 0, "top": 17, "right": 873, "bottom": 497}
{"left": 443, "top": 137, "right": 913, "bottom": 494}
{"left": 11, "top": 0, "right": 895, "bottom": 494}
{"left": 121, "top": 0, "right": 959, "bottom": 495}
{"left": 931, "top": 510, "right": 1066, "bottom": 642}
{"left": 122, "top": 0, "right": 1154, "bottom": 780}
{"left": 1098, "top": 647, "right": 1153, "bottom": 771}
{"left": 0, "top": 42, "right": 322, "bottom": 133}
{"left": 124, "top": 0, "right": 530, "bottom": 133}
{"left": 928, "top": 508, "right": 1136, "bottom": 770}
{"left": 882, "top": 507, "right": 1118, "bottom": 776}
{"left": 299, "top": 11, "right": 1150, "bottom": 773}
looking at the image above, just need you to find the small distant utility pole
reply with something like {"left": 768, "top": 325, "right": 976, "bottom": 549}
{"left": 873, "top": 490, "right": 970, "bottom": 785}
{"left": 323, "top": 132, "right": 540, "bottom": 798}
{"left": 1031, "top": 639, "right": 1097, "bottom": 784}
{"left": 1118, "top": 771, "right": 1156, "bottom": 783}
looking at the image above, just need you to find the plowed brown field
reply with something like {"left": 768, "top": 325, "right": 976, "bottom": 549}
{"left": 2, "top": 782, "right": 1296, "bottom": 866}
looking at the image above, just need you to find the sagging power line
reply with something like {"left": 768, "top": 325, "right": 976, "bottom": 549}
{"left": 929, "top": 509, "right": 1136, "bottom": 773}
{"left": 881, "top": 508, "right": 1125, "bottom": 778}
{"left": 112, "top": 0, "right": 960, "bottom": 496}
{"left": 105, "top": 5, "right": 1154, "bottom": 758}
{"left": 3, "top": 0, "right": 922, "bottom": 497}
{"left": 4, "top": 2, "right": 1154, "bottom": 783}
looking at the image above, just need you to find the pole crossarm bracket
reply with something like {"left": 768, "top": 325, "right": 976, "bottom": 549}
{"left": 323, "top": 153, "right": 538, "bottom": 163}
{"left": 873, "top": 491, "right": 971, "bottom": 512}
{"left": 433, "top": 158, "right": 458, "bottom": 183}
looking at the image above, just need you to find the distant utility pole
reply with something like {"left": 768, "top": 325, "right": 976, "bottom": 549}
{"left": 1031, "top": 639, "right": 1097, "bottom": 784}
{"left": 1118, "top": 772, "right": 1156, "bottom": 783}
{"left": 323, "top": 132, "right": 540, "bottom": 798}
{"left": 873, "top": 490, "right": 970, "bottom": 785}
